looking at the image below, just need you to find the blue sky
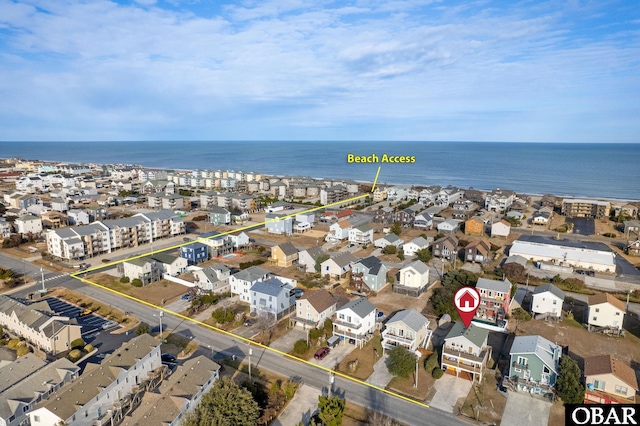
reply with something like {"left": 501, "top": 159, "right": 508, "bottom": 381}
{"left": 0, "top": 0, "right": 638, "bottom": 142}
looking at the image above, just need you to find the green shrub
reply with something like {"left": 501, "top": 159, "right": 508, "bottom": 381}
{"left": 16, "top": 345, "right": 31, "bottom": 357}
{"left": 432, "top": 368, "right": 444, "bottom": 379}
{"left": 211, "top": 308, "right": 235, "bottom": 324}
{"left": 603, "top": 232, "right": 616, "bottom": 238}
{"left": 68, "top": 349, "right": 82, "bottom": 361}
{"left": 120, "top": 276, "right": 130, "bottom": 283}
{"left": 424, "top": 353, "right": 439, "bottom": 373}
{"left": 293, "top": 340, "right": 309, "bottom": 354}
{"left": 84, "top": 344, "right": 95, "bottom": 352}
{"left": 309, "top": 328, "right": 324, "bottom": 340}
{"left": 131, "top": 278, "right": 143, "bottom": 287}
{"left": 7, "top": 339, "right": 21, "bottom": 350}
{"left": 70, "top": 338, "right": 85, "bottom": 349}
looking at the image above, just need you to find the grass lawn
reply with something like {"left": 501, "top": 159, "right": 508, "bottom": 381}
{"left": 48, "top": 287, "right": 130, "bottom": 324}
{"left": 343, "top": 402, "right": 369, "bottom": 426}
{"left": 386, "top": 365, "right": 433, "bottom": 401}
{"left": 459, "top": 371, "right": 508, "bottom": 425}
{"left": 337, "top": 334, "right": 383, "bottom": 381}
{"left": 252, "top": 317, "right": 291, "bottom": 346}
{"left": 88, "top": 273, "right": 186, "bottom": 307}
{"left": 548, "top": 400, "right": 565, "bottom": 426}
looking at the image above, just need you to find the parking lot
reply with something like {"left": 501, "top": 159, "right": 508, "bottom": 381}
{"left": 566, "top": 217, "right": 595, "bottom": 235}
{"left": 42, "top": 297, "right": 118, "bottom": 335}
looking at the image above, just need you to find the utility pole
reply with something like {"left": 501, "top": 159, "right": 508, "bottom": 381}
{"left": 248, "top": 345, "right": 253, "bottom": 380}
{"left": 328, "top": 372, "right": 335, "bottom": 397}
{"left": 39, "top": 267, "right": 46, "bottom": 294}
{"left": 414, "top": 356, "right": 419, "bottom": 388}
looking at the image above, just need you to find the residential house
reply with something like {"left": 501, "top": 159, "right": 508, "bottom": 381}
{"left": 270, "top": 242, "right": 299, "bottom": 267}
{"left": 193, "top": 264, "right": 230, "bottom": 293}
{"left": 374, "top": 233, "right": 403, "bottom": 249}
{"left": 531, "top": 283, "right": 565, "bottom": 319}
{"left": 464, "top": 240, "right": 491, "bottom": 264}
{"left": 403, "top": 236, "right": 432, "bottom": 257}
{"left": 265, "top": 213, "right": 293, "bottom": 236}
{"left": 0, "top": 219, "right": 11, "bottom": 239}
{"left": 432, "top": 236, "right": 458, "bottom": 260}
{"left": 506, "top": 335, "right": 561, "bottom": 397}
{"left": 626, "top": 239, "right": 640, "bottom": 256}
{"left": 50, "top": 198, "right": 68, "bottom": 213}
{"left": 207, "top": 207, "right": 231, "bottom": 225}
{"left": 298, "top": 247, "right": 327, "bottom": 273}
{"left": 413, "top": 210, "right": 433, "bottom": 229}
{"left": 28, "top": 334, "right": 162, "bottom": 426}
{"left": 151, "top": 253, "right": 188, "bottom": 276}
{"left": 464, "top": 217, "right": 485, "bottom": 236}
{"left": 333, "top": 298, "right": 377, "bottom": 348}
{"left": 199, "top": 231, "right": 233, "bottom": 257}
{"left": 147, "top": 193, "right": 185, "bottom": 210}
{"left": 180, "top": 242, "right": 209, "bottom": 265}
{"left": 250, "top": 278, "right": 295, "bottom": 320}
{"left": 485, "top": 189, "right": 515, "bottom": 212}
{"left": 348, "top": 223, "right": 374, "bottom": 246}
{"left": 374, "top": 207, "right": 394, "bottom": 224}
{"left": 351, "top": 257, "right": 388, "bottom": 292}
{"left": 230, "top": 266, "right": 271, "bottom": 303}
{"left": 0, "top": 295, "right": 83, "bottom": 355}
{"left": 441, "top": 323, "right": 490, "bottom": 382}
{"left": 14, "top": 214, "right": 42, "bottom": 235}
{"left": 435, "top": 186, "right": 464, "bottom": 206}
{"left": 584, "top": 355, "right": 639, "bottom": 404}
{"left": 623, "top": 220, "right": 640, "bottom": 238}
{"left": 464, "top": 188, "right": 485, "bottom": 205}
{"left": 292, "top": 289, "right": 337, "bottom": 329}
{"left": 452, "top": 200, "right": 477, "bottom": 220}
{"left": 491, "top": 219, "right": 511, "bottom": 238}
{"left": 532, "top": 211, "right": 551, "bottom": 225}
{"left": 372, "top": 187, "right": 387, "bottom": 202}
{"left": 386, "top": 185, "right": 411, "bottom": 202}
{"left": 587, "top": 293, "right": 625, "bottom": 332}
{"left": 121, "top": 356, "right": 221, "bottom": 426}
{"left": 320, "top": 253, "right": 358, "bottom": 279}
{"left": 474, "top": 277, "right": 512, "bottom": 326}
{"left": 382, "top": 309, "right": 431, "bottom": 354}
{"left": 41, "top": 211, "right": 68, "bottom": 229}
{"left": 437, "top": 219, "right": 460, "bottom": 233}
{"left": 395, "top": 207, "right": 419, "bottom": 227}
{"left": 228, "top": 231, "right": 250, "bottom": 250}
{"left": 506, "top": 210, "right": 525, "bottom": 222}
{"left": 0, "top": 356, "right": 80, "bottom": 426}
{"left": 120, "top": 257, "right": 164, "bottom": 285}
{"left": 325, "top": 220, "right": 352, "bottom": 242}
{"left": 395, "top": 261, "right": 430, "bottom": 296}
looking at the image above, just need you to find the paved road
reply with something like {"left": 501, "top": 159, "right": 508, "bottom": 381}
{"left": 20, "top": 274, "right": 467, "bottom": 426}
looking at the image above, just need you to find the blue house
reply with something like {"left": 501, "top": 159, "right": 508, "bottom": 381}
{"left": 265, "top": 213, "right": 293, "bottom": 236}
{"left": 180, "top": 242, "right": 209, "bottom": 265}
{"left": 250, "top": 278, "right": 295, "bottom": 320}
{"left": 351, "top": 256, "right": 388, "bottom": 292}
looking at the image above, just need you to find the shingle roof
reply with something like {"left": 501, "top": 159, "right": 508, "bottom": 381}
{"left": 329, "top": 252, "right": 359, "bottom": 268}
{"left": 0, "top": 353, "right": 46, "bottom": 394}
{"left": 276, "top": 242, "right": 298, "bottom": 256}
{"left": 301, "top": 289, "right": 336, "bottom": 313}
{"left": 301, "top": 246, "right": 325, "bottom": 262}
{"left": 386, "top": 309, "right": 429, "bottom": 333}
{"left": 355, "top": 223, "right": 372, "bottom": 232}
{"left": 445, "top": 322, "right": 489, "bottom": 349}
{"left": 402, "top": 260, "right": 429, "bottom": 274}
{"left": 532, "top": 283, "right": 566, "bottom": 300}
{"left": 509, "top": 335, "right": 561, "bottom": 374}
{"left": 583, "top": 355, "right": 639, "bottom": 391}
{"left": 232, "top": 265, "right": 270, "bottom": 282}
{"left": 250, "top": 278, "right": 289, "bottom": 297}
{"left": 338, "top": 297, "right": 376, "bottom": 318}
{"left": 588, "top": 293, "right": 625, "bottom": 311}
{"left": 408, "top": 236, "right": 430, "bottom": 247}
{"left": 383, "top": 233, "right": 402, "bottom": 243}
{"left": 356, "top": 256, "right": 384, "bottom": 275}
{"left": 475, "top": 277, "right": 511, "bottom": 293}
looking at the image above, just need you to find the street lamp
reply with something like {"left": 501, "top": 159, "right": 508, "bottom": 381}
{"left": 329, "top": 372, "right": 335, "bottom": 397}
{"left": 248, "top": 346, "right": 253, "bottom": 380}
{"left": 414, "top": 355, "right": 419, "bottom": 388}
{"left": 153, "top": 311, "right": 164, "bottom": 341}
{"left": 208, "top": 344, "right": 214, "bottom": 359}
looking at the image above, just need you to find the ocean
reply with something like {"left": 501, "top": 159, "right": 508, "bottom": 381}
{"left": 1, "top": 141, "right": 638, "bottom": 200}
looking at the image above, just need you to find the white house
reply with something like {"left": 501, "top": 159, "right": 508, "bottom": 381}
{"left": 348, "top": 223, "right": 374, "bottom": 245}
{"left": 0, "top": 218, "right": 11, "bottom": 239}
{"left": 320, "top": 252, "right": 358, "bottom": 278}
{"left": 531, "top": 283, "right": 565, "bottom": 319}
{"left": 230, "top": 266, "right": 271, "bottom": 303}
{"left": 325, "top": 220, "right": 352, "bottom": 242}
{"left": 413, "top": 211, "right": 433, "bottom": 229}
{"left": 249, "top": 278, "right": 295, "bottom": 320}
{"left": 397, "top": 261, "right": 430, "bottom": 292}
{"left": 374, "top": 233, "right": 403, "bottom": 249}
{"left": 485, "top": 189, "right": 515, "bottom": 212}
{"left": 403, "top": 236, "right": 432, "bottom": 256}
{"left": 14, "top": 215, "right": 42, "bottom": 235}
{"left": 298, "top": 247, "right": 327, "bottom": 273}
{"left": 382, "top": 309, "right": 431, "bottom": 354}
{"left": 491, "top": 219, "right": 511, "bottom": 237}
{"left": 587, "top": 293, "right": 626, "bottom": 332}
{"left": 193, "top": 264, "right": 230, "bottom": 293}
{"left": 437, "top": 219, "right": 460, "bottom": 233}
{"left": 265, "top": 213, "right": 293, "bottom": 235}
{"left": 67, "top": 209, "right": 90, "bottom": 225}
{"left": 333, "top": 298, "right": 377, "bottom": 348}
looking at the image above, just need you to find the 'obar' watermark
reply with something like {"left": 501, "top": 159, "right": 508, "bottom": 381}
{"left": 566, "top": 405, "right": 638, "bottom": 426}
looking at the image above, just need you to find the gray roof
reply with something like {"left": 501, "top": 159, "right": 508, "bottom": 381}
{"left": 250, "top": 278, "right": 289, "bottom": 297}
{"left": 232, "top": 265, "right": 270, "bottom": 282}
{"left": 355, "top": 223, "right": 372, "bottom": 232}
{"left": 516, "top": 234, "right": 612, "bottom": 253}
{"left": 402, "top": 260, "right": 429, "bottom": 274}
{"left": 504, "top": 255, "right": 527, "bottom": 267}
{"left": 276, "top": 241, "right": 298, "bottom": 256}
{"left": 0, "top": 353, "right": 46, "bottom": 394}
{"left": 510, "top": 335, "right": 560, "bottom": 374}
{"left": 208, "top": 206, "right": 230, "bottom": 214}
{"left": 383, "top": 233, "right": 402, "bottom": 243}
{"left": 338, "top": 297, "right": 376, "bottom": 318}
{"left": 329, "top": 252, "right": 359, "bottom": 268}
{"left": 356, "top": 256, "right": 385, "bottom": 275}
{"left": 445, "top": 322, "right": 489, "bottom": 349}
{"left": 475, "top": 277, "right": 511, "bottom": 294}
{"left": 386, "top": 309, "right": 429, "bottom": 332}
{"left": 532, "top": 283, "right": 565, "bottom": 300}
{"left": 408, "top": 236, "right": 430, "bottom": 247}
{"left": 301, "top": 246, "right": 325, "bottom": 262}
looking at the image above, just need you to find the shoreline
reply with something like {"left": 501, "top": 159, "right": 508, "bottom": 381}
{"left": 2, "top": 156, "right": 639, "bottom": 204}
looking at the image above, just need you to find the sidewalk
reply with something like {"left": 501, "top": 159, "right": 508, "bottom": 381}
{"left": 272, "top": 384, "right": 320, "bottom": 426}
{"left": 366, "top": 353, "right": 394, "bottom": 388}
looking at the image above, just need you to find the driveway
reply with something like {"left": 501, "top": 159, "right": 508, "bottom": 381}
{"left": 270, "top": 328, "right": 308, "bottom": 352}
{"left": 310, "top": 339, "right": 354, "bottom": 370}
{"left": 428, "top": 374, "right": 472, "bottom": 413}
{"left": 272, "top": 384, "right": 320, "bottom": 426}
{"left": 366, "top": 354, "right": 394, "bottom": 388}
{"left": 502, "top": 392, "right": 552, "bottom": 426}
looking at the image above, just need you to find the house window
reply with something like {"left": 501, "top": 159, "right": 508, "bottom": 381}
{"left": 593, "top": 380, "right": 605, "bottom": 390}
{"left": 615, "top": 385, "right": 627, "bottom": 395}
{"left": 595, "top": 308, "right": 599, "bottom": 313}
{"left": 553, "top": 300, "right": 557, "bottom": 305}
{"left": 615, "top": 312, "right": 620, "bottom": 316}
{"left": 543, "top": 365, "right": 550, "bottom": 374}
{"left": 517, "top": 356, "right": 527, "bottom": 366}
{"left": 593, "top": 316, "right": 597, "bottom": 321}
{"left": 34, "top": 415, "right": 41, "bottom": 422}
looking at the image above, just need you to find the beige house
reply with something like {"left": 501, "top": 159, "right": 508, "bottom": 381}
{"left": 0, "top": 295, "right": 82, "bottom": 355}
{"left": 292, "top": 289, "right": 337, "bottom": 329}
{"left": 491, "top": 219, "right": 511, "bottom": 238}
{"left": 587, "top": 293, "right": 626, "bottom": 332}
{"left": 382, "top": 309, "right": 431, "bottom": 354}
{"left": 270, "top": 242, "right": 299, "bottom": 267}
{"left": 441, "top": 323, "right": 491, "bottom": 382}
{"left": 394, "top": 261, "right": 430, "bottom": 296}
{"left": 584, "top": 355, "right": 638, "bottom": 404}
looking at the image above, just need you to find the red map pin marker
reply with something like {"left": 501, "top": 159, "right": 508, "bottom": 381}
{"left": 454, "top": 286, "right": 480, "bottom": 328}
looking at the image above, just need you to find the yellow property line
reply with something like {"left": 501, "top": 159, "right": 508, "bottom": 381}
{"left": 68, "top": 169, "right": 431, "bottom": 409}
{"left": 370, "top": 166, "right": 382, "bottom": 193}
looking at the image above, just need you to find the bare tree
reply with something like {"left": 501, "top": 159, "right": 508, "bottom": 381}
{"left": 255, "top": 312, "right": 276, "bottom": 342}
{"left": 367, "top": 411, "right": 404, "bottom": 426}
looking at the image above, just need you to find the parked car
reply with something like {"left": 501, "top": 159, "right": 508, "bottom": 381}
{"left": 292, "top": 289, "right": 304, "bottom": 299}
{"left": 314, "top": 347, "right": 330, "bottom": 360}
{"left": 244, "top": 318, "right": 256, "bottom": 327}
{"left": 181, "top": 294, "right": 192, "bottom": 301}
{"left": 161, "top": 353, "right": 177, "bottom": 363}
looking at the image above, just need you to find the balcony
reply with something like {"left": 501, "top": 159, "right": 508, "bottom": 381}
{"left": 333, "top": 319, "right": 363, "bottom": 330}
{"left": 292, "top": 316, "right": 319, "bottom": 327}
{"left": 381, "top": 331, "right": 416, "bottom": 347}
{"left": 442, "top": 346, "right": 487, "bottom": 365}
{"left": 512, "top": 361, "right": 529, "bottom": 370}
